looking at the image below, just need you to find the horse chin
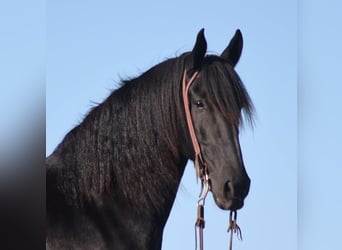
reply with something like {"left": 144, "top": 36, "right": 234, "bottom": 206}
{"left": 213, "top": 195, "right": 244, "bottom": 211}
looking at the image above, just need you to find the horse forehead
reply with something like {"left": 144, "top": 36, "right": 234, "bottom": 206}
{"left": 201, "top": 60, "right": 231, "bottom": 82}
{"left": 192, "top": 69, "right": 229, "bottom": 96}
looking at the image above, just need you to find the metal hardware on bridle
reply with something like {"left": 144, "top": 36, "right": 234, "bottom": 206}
{"left": 182, "top": 69, "right": 242, "bottom": 250}
{"left": 194, "top": 174, "right": 210, "bottom": 250}
{"left": 227, "top": 210, "right": 243, "bottom": 250}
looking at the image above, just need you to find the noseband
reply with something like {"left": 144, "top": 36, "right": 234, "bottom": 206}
{"left": 181, "top": 69, "right": 242, "bottom": 250}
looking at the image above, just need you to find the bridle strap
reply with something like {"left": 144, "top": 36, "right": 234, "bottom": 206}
{"left": 182, "top": 69, "right": 203, "bottom": 180}
{"left": 182, "top": 69, "right": 211, "bottom": 250}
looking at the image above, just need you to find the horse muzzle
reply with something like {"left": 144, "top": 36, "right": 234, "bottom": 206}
{"left": 211, "top": 175, "right": 251, "bottom": 210}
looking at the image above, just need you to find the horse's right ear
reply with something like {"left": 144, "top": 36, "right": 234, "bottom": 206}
{"left": 190, "top": 28, "right": 207, "bottom": 70}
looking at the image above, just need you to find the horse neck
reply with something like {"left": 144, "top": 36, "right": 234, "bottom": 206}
{"left": 46, "top": 65, "right": 190, "bottom": 234}
{"left": 105, "top": 72, "right": 189, "bottom": 222}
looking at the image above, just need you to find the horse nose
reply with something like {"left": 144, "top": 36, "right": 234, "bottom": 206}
{"left": 224, "top": 176, "right": 251, "bottom": 201}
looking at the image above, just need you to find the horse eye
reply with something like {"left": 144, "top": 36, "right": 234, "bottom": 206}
{"left": 194, "top": 100, "right": 204, "bottom": 109}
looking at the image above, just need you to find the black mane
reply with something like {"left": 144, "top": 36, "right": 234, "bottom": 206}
{"left": 47, "top": 55, "right": 190, "bottom": 212}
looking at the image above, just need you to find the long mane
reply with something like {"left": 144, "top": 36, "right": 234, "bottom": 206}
{"left": 47, "top": 54, "right": 189, "bottom": 211}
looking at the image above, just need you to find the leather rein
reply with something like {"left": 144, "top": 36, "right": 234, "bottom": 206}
{"left": 181, "top": 69, "right": 242, "bottom": 250}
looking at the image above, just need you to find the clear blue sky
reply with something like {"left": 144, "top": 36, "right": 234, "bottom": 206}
{"left": 1, "top": 0, "right": 341, "bottom": 250}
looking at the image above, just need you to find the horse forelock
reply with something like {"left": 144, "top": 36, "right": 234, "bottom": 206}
{"left": 198, "top": 55, "right": 254, "bottom": 128}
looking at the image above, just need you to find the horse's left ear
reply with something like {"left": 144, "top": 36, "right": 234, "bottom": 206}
{"left": 190, "top": 28, "right": 207, "bottom": 70}
{"left": 221, "top": 29, "right": 243, "bottom": 67}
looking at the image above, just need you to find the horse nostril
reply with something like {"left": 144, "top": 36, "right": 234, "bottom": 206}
{"left": 224, "top": 180, "right": 233, "bottom": 196}
{"left": 224, "top": 178, "right": 250, "bottom": 199}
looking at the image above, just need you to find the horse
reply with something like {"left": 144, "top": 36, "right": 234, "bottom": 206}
{"left": 46, "top": 29, "right": 254, "bottom": 250}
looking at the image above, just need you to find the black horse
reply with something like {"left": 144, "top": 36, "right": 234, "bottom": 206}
{"left": 46, "top": 29, "right": 254, "bottom": 250}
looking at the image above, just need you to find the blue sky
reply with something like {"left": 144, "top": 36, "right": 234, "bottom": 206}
{"left": 1, "top": 0, "right": 341, "bottom": 249}
{"left": 298, "top": 1, "right": 342, "bottom": 249}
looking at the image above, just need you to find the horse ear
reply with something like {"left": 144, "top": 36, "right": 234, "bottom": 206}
{"left": 221, "top": 29, "right": 243, "bottom": 67}
{"left": 190, "top": 28, "right": 207, "bottom": 70}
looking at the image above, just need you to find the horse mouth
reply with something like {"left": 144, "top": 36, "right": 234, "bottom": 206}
{"left": 213, "top": 196, "right": 244, "bottom": 210}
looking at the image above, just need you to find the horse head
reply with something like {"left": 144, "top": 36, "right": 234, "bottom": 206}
{"left": 183, "top": 29, "right": 253, "bottom": 210}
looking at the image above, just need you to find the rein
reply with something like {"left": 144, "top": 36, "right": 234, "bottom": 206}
{"left": 181, "top": 69, "right": 243, "bottom": 250}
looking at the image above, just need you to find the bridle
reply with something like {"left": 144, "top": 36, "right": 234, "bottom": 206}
{"left": 181, "top": 70, "right": 209, "bottom": 187}
{"left": 182, "top": 68, "right": 209, "bottom": 250}
{"left": 181, "top": 69, "right": 242, "bottom": 250}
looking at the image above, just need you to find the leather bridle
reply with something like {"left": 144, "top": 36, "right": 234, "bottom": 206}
{"left": 181, "top": 69, "right": 242, "bottom": 250}
{"left": 182, "top": 69, "right": 210, "bottom": 250}
{"left": 181, "top": 69, "right": 209, "bottom": 184}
